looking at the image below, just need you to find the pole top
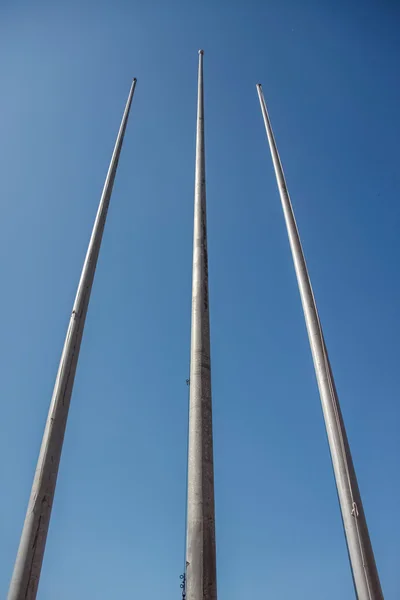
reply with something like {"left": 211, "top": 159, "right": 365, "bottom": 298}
{"left": 133, "top": 77, "right": 137, "bottom": 82}
{"left": 198, "top": 49, "right": 204, "bottom": 55}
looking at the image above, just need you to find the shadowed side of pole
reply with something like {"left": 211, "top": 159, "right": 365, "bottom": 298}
{"left": 256, "top": 83, "right": 383, "bottom": 600}
{"left": 185, "top": 50, "right": 217, "bottom": 600}
{"left": 8, "top": 78, "right": 137, "bottom": 600}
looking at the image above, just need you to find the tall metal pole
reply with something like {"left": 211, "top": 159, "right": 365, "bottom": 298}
{"left": 186, "top": 50, "right": 217, "bottom": 600}
{"left": 8, "top": 78, "right": 137, "bottom": 600}
{"left": 256, "top": 84, "right": 383, "bottom": 600}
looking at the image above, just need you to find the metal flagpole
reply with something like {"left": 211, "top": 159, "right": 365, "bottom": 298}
{"left": 256, "top": 83, "right": 383, "bottom": 600}
{"left": 8, "top": 78, "right": 137, "bottom": 600}
{"left": 185, "top": 50, "right": 217, "bottom": 600}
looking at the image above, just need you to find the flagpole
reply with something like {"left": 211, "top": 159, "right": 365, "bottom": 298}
{"left": 8, "top": 78, "right": 137, "bottom": 600}
{"left": 185, "top": 50, "right": 217, "bottom": 600}
{"left": 256, "top": 83, "right": 383, "bottom": 600}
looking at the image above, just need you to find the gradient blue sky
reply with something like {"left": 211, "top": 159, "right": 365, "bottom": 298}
{"left": 0, "top": 0, "right": 399, "bottom": 598}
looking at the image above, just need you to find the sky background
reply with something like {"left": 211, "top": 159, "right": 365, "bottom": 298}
{"left": 0, "top": 0, "right": 399, "bottom": 598}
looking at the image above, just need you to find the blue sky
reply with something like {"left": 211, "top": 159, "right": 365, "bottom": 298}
{"left": 0, "top": 0, "right": 399, "bottom": 598}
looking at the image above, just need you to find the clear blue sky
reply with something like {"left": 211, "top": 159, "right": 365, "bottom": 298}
{"left": 0, "top": 0, "right": 399, "bottom": 598}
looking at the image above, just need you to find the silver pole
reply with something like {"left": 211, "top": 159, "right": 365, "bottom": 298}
{"left": 256, "top": 84, "right": 383, "bottom": 600}
{"left": 8, "top": 78, "right": 137, "bottom": 600}
{"left": 186, "top": 50, "right": 217, "bottom": 600}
